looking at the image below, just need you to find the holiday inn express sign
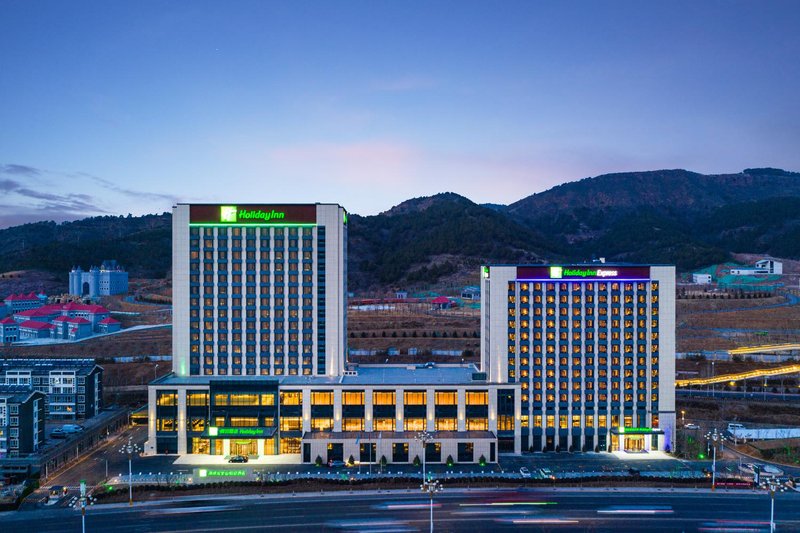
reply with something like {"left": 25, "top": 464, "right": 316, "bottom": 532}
{"left": 516, "top": 265, "right": 651, "bottom": 281}
{"left": 189, "top": 204, "right": 317, "bottom": 225}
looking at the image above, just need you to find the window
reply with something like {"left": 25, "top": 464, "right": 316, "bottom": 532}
{"left": 187, "top": 392, "right": 208, "bottom": 406}
{"left": 434, "top": 391, "right": 457, "bottom": 405}
{"left": 156, "top": 392, "right": 178, "bottom": 406}
{"left": 280, "top": 391, "right": 302, "bottom": 405}
{"left": 373, "top": 391, "right": 396, "bottom": 405}
{"left": 374, "top": 417, "right": 396, "bottom": 431}
{"left": 156, "top": 418, "right": 176, "bottom": 431}
{"left": 498, "top": 415, "right": 514, "bottom": 431}
{"left": 230, "top": 417, "right": 258, "bottom": 427}
{"left": 280, "top": 437, "right": 301, "bottom": 454}
{"left": 342, "top": 391, "right": 364, "bottom": 405}
{"left": 311, "top": 417, "right": 333, "bottom": 431}
{"left": 403, "top": 418, "right": 425, "bottom": 431}
{"left": 342, "top": 417, "right": 364, "bottom": 431}
{"left": 465, "top": 391, "right": 488, "bottom": 405}
{"left": 230, "top": 393, "right": 259, "bottom": 406}
{"left": 311, "top": 391, "right": 334, "bottom": 405}
{"left": 435, "top": 418, "right": 457, "bottom": 431}
{"left": 280, "top": 417, "right": 302, "bottom": 431}
{"left": 466, "top": 417, "right": 488, "bottom": 430}
{"left": 403, "top": 391, "right": 426, "bottom": 405}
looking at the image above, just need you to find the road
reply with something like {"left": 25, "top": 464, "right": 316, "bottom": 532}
{"left": 5, "top": 488, "right": 799, "bottom": 532}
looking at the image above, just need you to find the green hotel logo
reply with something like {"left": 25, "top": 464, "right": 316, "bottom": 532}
{"left": 220, "top": 206, "right": 237, "bottom": 222}
{"left": 219, "top": 206, "right": 287, "bottom": 223}
{"left": 549, "top": 266, "right": 563, "bottom": 279}
{"left": 208, "top": 426, "right": 219, "bottom": 436}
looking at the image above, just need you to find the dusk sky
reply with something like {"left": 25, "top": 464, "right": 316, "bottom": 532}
{"left": 1, "top": 1, "right": 799, "bottom": 227}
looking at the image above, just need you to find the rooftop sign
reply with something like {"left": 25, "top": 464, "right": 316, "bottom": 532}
{"left": 516, "top": 265, "right": 651, "bottom": 281}
{"left": 198, "top": 468, "right": 247, "bottom": 478}
{"left": 189, "top": 204, "right": 317, "bottom": 225}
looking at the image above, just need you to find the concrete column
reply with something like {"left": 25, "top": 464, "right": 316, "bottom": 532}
{"left": 257, "top": 438, "right": 265, "bottom": 456}
{"left": 364, "top": 388, "right": 374, "bottom": 432}
{"left": 177, "top": 388, "right": 187, "bottom": 454}
{"left": 457, "top": 389, "right": 466, "bottom": 432}
{"left": 145, "top": 386, "right": 157, "bottom": 455}
{"left": 426, "top": 389, "right": 435, "bottom": 432}
{"left": 488, "top": 390, "right": 497, "bottom": 433}
{"left": 223, "top": 439, "right": 231, "bottom": 456}
{"left": 395, "top": 388, "right": 404, "bottom": 432}
{"left": 333, "top": 389, "right": 342, "bottom": 432}
{"left": 302, "top": 389, "right": 312, "bottom": 433}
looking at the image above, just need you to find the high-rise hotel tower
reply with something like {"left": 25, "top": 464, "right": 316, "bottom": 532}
{"left": 171, "top": 203, "right": 347, "bottom": 378}
{"left": 481, "top": 264, "right": 675, "bottom": 453}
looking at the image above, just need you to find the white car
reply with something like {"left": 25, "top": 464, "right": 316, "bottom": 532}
{"left": 519, "top": 467, "right": 531, "bottom": 478}
{"left": 685, "top": 423, "right": 700, "bottom": 430}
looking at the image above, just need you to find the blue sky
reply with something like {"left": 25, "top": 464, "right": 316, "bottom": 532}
{"left": 1, "top": 1, "right": 799, "bottom": 227}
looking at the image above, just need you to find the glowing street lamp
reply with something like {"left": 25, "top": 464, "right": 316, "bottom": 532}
{"left": 704, "top": 428, "right": 720, "bottom": 490}
{"left": 421, "top": 478, "right": 442, "bottom": 533}
{"left": 119, "top": 437, "right": 142, "bottom": 506}
{"left": 416, "top": 431, "right": 433, "bottom": 481}
{"left": 759, "top": 475, "right": 786, "bottom": 533}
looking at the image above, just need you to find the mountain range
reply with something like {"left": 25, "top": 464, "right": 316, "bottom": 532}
{"left": 1, "top": 167, "right": 799, "bottom": 292}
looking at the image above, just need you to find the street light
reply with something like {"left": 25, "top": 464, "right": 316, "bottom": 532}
{"left": 416, "top": 431, "right": 433, "bottom": 482}
{"left": 681, "top": 410, "right": 685, "bottom": 426}
{"left": 759, "top": 475, "right": 786, "bottom": 533}
{"left": 421, "top": 478, "right": 442, "bottom": 533}
{"left": 153, "top": 364, "right": 159, "bottom": 381}
{"left": 119, "top": 437, "right": 142, "bottom": 506}
{"left": 711, "top": 361, "right": 715, "bottom": 398}
{"left": 704, "top": 428, "right": 720, "bottom": 490}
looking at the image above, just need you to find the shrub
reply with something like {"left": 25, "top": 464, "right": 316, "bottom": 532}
{"left": 347, "top": 455, "right": 355, "bottom": 466}
{"left": 446, "top": 455, "right": 454, "bottom": 467}
{"left": 413, "top": 455, "right": 421, "bottom": 467}
{"left": 478, "top": 454, "right": 486, "bottom": 466}
{"left": 380, "top": 455, "right": 388, "bottom": 467}
{"left": 315, "top": 455, "right": 323, "bottom": 467}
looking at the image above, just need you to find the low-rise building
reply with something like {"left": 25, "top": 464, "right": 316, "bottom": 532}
{"left": 0, "top": 386, "right": 45, "bottom": 457}
{"left": 0, "top": 359, "right": 103, "bottom": 420}
{"left": 18, "top": 320, "right": 53, "bottom": 340}
{"left": 0, "top": 317, "right": 18, "bottom": 343}
{"left": 692, "top": 273, "right": 712, "bottom": 284}
{"left": 69, "top": 260, "right": 129, "bottom": 298}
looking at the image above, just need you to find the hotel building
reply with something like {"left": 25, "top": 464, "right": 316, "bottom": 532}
{"left": 147, "top": 203, "right": 519, "bottom": 462}
{"left": 481, "top": 264, "right": 676, "bottom": 453}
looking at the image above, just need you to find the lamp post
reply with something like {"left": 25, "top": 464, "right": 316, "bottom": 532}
{"left": 416, "top": 431, "right": 433, "bottom": 482}
{"left": 153, "top": 364, "right": 159, "bottom": 381}
{"left": 681, "top": 410, "right": 685, "bottom": 427}
{"left": 711, "top": 361, "right": 715, "bottom": 398}
{"left": 759, "top": 475, "right": 786, "bottom": 533}
{"left": 119, "top": 437, "right": 142, "bottom": 506}
{"left": 421, "top": 478, "right": 442, "bottom": 533}
{"left": 705, "top": 428, "right": 719, "bottom": 490}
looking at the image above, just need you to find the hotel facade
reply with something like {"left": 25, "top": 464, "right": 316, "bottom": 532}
{"left": 147, "top": 204, "right": 520, "bottom": 462}
{"left": 481, "top": 264, "right": 676, "bottom": 453}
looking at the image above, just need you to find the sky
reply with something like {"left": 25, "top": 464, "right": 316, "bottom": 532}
{"left": 1, "top": 0, "right": 799, "bottom": 227}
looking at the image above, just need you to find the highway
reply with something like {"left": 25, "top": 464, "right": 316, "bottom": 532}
{"left": 5, "top": 488, "right": 799, "bottom": 532}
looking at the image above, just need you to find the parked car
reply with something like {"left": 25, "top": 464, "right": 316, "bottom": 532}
{"left": 328, "top": 459, "right": 346, "bottom": 468}
{"left": 539, "top": 468, "right": 554, "bottom": 479}
{"left": 685, "top": 423, "right": 700, "bottom": 430}
{"left": 50, "top": 428, "right": 67, "bottom": 439}
{"left": 61, "top": 424, "right": 84, "bottom": 434}
{"left": 228, "top": 455, "right": 249, "bottom": 463}
{"left": 519, "top": 467, "right": 531, "bottom": 478}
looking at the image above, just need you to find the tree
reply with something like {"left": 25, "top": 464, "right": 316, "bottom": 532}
{"left": 347, "top": 455, "right": 355, "bottom": 466}
{"left": 380, "top": 455, "right": 388, "bottom": 467}
{"left": 413, "top": 455, "right": 421, "bottom": 467}
{"left": 315, "top": 455, "right": 323, "bottom": 467}
{"left": 478, "top": 454, "right": 486, "bottom": 466}
{"left": 446, "top": 455, "right": 454, "bottom": 467}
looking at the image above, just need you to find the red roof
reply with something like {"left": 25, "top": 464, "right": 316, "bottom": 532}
{"left": 52, "top": 316, "right": 70, "bottom": 322}
{"left": 15, "top": 308, "right": 57, "bottom": 318}
{"left": 4, "top": 292, "right": 40, "bottom": 301}
{"left": 0, "top": 317, "right": 16, "bottom": 325}
{"left": 66, "top": 317, "right": 91, "bottom": 324}
{"left": 431, "top": 296, "right": 451, "bottom": 304}
{"left": 19, "top": 320, "right": 52, "bottom": 330}
{"left": 99, "top": 317, "right": 120, "bottom": 324}
{"left": 61, "top": 302, "right": 109, "bottom": 314}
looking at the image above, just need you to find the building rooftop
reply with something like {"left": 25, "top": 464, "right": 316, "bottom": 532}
{"left": 19, "top": 320, "right": 53, "bottom": 330}
{"left": 0, "top": 384, "right": 42, "bottom": 403}
{"left": 0, "top": 358, "right": 102, "bottom": 375}
{"left": 153, "top": 364, "right": 495, "bottom": 387}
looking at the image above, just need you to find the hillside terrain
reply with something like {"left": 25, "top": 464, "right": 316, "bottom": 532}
{"left": 2, "top": 168, "right": 800, "bottom": 291}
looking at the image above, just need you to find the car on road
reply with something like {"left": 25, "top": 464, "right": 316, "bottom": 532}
{"left": 50, "top": 428, "right": 67, "bottom": 439}
{"left": 539, "top": 468, "right": 554, "bottom": 479}
{"left": 228, "top": 455, "right": 249, "bottom": 463}
{"left": 519, "top": 467, "right": 531, "bottom": 478}
{"left": 684, "top": 423, "right": 700, "bottom": 430}
{"left": 328, "top": 460, "right": 346, "bottom": 468}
